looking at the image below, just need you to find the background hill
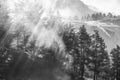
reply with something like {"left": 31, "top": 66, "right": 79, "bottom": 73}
{"left": 0, "top": 0, "right": 120, "bottom": 52}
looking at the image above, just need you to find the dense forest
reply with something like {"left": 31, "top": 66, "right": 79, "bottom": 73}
{"left": 0, "top": 22, "right": 120, "bottom": 80}
{"left": 0, "top": 0, "right": 120, "bottom": 80}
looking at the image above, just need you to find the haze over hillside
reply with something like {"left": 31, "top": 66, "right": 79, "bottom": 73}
{"left": 0, "top": 0, "right": 120, "bottom": 80}
{"left": 0, "top": 0, "right": 120, "bottom": 52}
{"left": 0, "top": 0, "right": 95, "bottom": 19}
{"left": 55, "top": 0, "right": 95, "bottom": 18}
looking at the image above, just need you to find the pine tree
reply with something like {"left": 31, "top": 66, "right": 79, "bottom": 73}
{"left": 76, "top": 25, "right": 91, "bottom": 80}
{"left": 63, "top": 27, "right": 77, "bottom": 80}
{"left": 87, "top": 30, "right": 110, "bottom": 80}
{"left": 110, "top": 45, "right": 120, "bottom": 80}
{"left": 63, "top": 25, "right": 91, "bottom": 80}
{"left": 0, "top": 35, "right": 14, "bottom": 80}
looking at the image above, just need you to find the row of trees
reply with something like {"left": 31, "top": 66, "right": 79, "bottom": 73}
{"left": 63, "top": 25, "right": 120, "bottom": 80}
{"left": 82, "top": 12, "right": 117, "bottom": 21}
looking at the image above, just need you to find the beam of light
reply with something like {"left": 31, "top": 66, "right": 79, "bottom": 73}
{"left": 96, "top": 25, "right": 111, "bottom": 37}
{"left": 84, "top": 21, "right": 119, "bottom": 37}
{"left": 59, "top": 8, "right": 75, "bottom": 19}
{"left": 5, "top": 0, "right": 70, "bottom": 55}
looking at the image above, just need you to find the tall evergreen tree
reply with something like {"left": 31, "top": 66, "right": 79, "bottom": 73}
{"left": 87, "top": 30, "right": 110, "bottom": 80}
{"left": 110, "top": 45, "right": 120, "bottom": 80}
{"left": 63, "top": 27, "right": 77, "bottom": 80}
{"left": 76, "top": 25, "right": 91, "bottom": 80}
{"left": 63, "top": 25, "right": 91, "bottom": 80}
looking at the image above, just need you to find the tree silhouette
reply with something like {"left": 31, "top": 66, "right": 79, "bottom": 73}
{"left": 63, "top": 25, "right": 91, "bottom": 80}
{"left": 87, "top": 30, "right": 110, "bottom": 80}
{"left": 110, "top": 45, "right": 120, "bottom": 80}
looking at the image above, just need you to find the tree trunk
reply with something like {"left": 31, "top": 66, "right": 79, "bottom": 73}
{"left": 80, "top": 48, "right": 85, "bottom": 80}
{"left": 93, "top": 74, "right": 95, "bottom": 80}
{"left": 116, "top": 70, "right": 120, "bottom": 80}
{"left": 80, "top": 63, "right": 85, "bottom": 80}
{"left": 93, "top": 72, "right": 96, "bottom": 80}
{"left": 93, "top": 64, "right": 97, "bottom": 80}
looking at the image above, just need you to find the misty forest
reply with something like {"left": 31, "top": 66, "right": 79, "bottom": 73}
{"left": 0, "top": 0, "right": 120, "bottom": 80}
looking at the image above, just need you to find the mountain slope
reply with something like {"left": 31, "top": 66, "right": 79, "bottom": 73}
{"left": 1, "top": 0, "right": 120, "bottom": 52}
{"left": 56, "top": 0, "right": 95, "bottom": 18}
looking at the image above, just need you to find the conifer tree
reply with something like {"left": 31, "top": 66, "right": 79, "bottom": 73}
{"left": 63, "top": 25, "right": 91, "bottom": 80}
{"left": 87, "top": 30, "right": 110, "bottom": 80}
{"left": 110, "top": 45, "right": 120, "bottom": 80}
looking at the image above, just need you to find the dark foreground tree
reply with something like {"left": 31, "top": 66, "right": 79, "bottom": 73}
{"left": 76, "top": 26, "right": 91, "bottom": 80}
{"left": 87, "top": 30, "right": 110, "bottom": 80}
{"left": 110, "top": 45, "right": 120, "bottom": 80}
{"left": 63, "top": 26, "right": 77, "bottom": 80}
{"left": 63, "top": 25, "right": 91, "bottom": 80}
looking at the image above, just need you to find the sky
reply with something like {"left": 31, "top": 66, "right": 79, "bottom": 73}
{"left": 81, "top": 0, "right": 120, "bottom": 15}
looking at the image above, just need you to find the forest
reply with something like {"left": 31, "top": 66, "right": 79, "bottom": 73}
{"left": 0, "top": 23, "right": 120, "bottom": 80}
{"left": 0, "top": 0, "right": 120, "bottom": 80}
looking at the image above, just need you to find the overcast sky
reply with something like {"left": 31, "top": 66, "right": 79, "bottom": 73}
{"left": 81, "top": 0, "right": 120, "bottom": 15}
